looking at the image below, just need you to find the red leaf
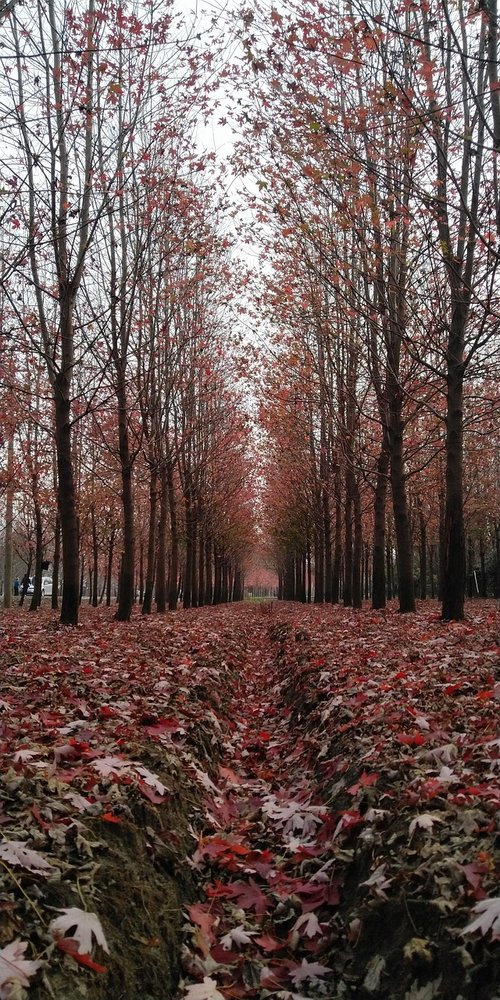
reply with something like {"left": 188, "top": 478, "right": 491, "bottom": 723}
{"left": 206, "top": 878, "right": 269, "bottom": 914}
{"left": 461, "top": 862, "right": 488, "bottom": 899}
{"left": 102, "top": 812, "right": 122, "bottom": 823}
{"left": 219, "top": 765, "right": 243, "bottom": 784}
{"left": 210, "top": 943, "right": 240, "bottom": 963}
{"left": 396, "top": 733, "right": 426, "bottom": 746}
{"left": 142, "top": 717, "right": 185, "bottom": 736}
{"left": 347, "top": 771, "right": 379, "bottom": 794}
{"left": 254, "top": 933, "right": 283, "bottom": 953}
{"left": 56, "top": 937, "right": 108, "bottom": 973}
{"left": 196, "top": 836, "right": 251, "bottom": 861}
{"left": 137, "top": 780, "right": 166, "bottom": 804}
{"left": 186, "top": 903, "right": 217, "bottom": 942}
{"left": 31, "top": 803, "right": 52, "bottom": 830}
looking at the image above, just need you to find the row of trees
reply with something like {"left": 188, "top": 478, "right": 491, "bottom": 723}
{"left": 3, "top": 0, "right": 500, "bottom": 623}
{"left": 231, "top": 0, "right": 500, "bottom": 619}
{"left": 0, "top": 0, "right": 256, "bottom": 622}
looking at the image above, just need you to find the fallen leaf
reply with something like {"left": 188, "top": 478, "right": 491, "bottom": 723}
{"left": 408, "top": 813, "right": 445, "bottom": 838}
{"left": 49, "top": 907, "right": 109, "bottom": 955}
{"left": 462, "top": 896, "right": 500, "bottom": 941}
{"left": 220, "top": 924, "right": 257, "bottom": 949}
{"left": 0, "top": 840, "right": 54, "bottom": 876}
{"left": 184, "top": 976, "right": 226, "bottom": 999}
{"left": 0, "top": 939, "right": 43, "bottom": 997}
{"left": 288, "top": 958, "right": 332, "bottom": 985}
{"left": 403, "top": 937, "right": 433, "bottom": 962}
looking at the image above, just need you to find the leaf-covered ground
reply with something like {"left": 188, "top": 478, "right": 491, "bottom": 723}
{"left": 0, "top": 601, "right": 499, "bottom": 1000}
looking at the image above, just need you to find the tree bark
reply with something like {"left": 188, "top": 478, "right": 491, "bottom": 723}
{"left": 204, "top": 535, "right": 213, "bottom": 606}
{"left": 115, "top": 362, "right": 135, "bottom": 622}
{"left": 3, "top": 434, "right": 14, "bottom": 610}
{"left": 142, "top": 459, "right": 157, "bottom": 615}
{"left": 91, "top": 510, "right": 98, "bottom": 606}
{"left": 343, "top": 467, "right": 354, "bottom": 606}
{"left": 54, "top": 361, "right": 80, "bottom": 624}
{"left": 389, "top": 390, "right": 415, "bottom": 612}
{"left": 442, "top": 341, "right": 466, "bottom": 618}
{"left": 353, "top": 482, "right": 363, "bottom": 608}
{"left": 167, "top": 460, "right": 179, "bottom": 611}
{"left": 106, "top": 529, "right": 115, "bottom": 607}
{"left": 52, "top": 514, "right": 61, "bottom": 610}
{"left": 372, "top": 445, "right": 389, "bottom": 609}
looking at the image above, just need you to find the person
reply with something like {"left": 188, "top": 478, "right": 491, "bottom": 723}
{"left": 19, "top": 573, "right": 30, "bottom": 605}
{"left": 13, "top": 577, "right": 19, "bottom": 596}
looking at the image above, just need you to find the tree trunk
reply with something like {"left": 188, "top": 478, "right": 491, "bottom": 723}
{"left": 467, "top": 535, "right": 475, "bottom": 598}
{"left": 314, "top": 514, "right": 324, "bottom": 603}
{"left": 364, "top": 541, "right": 370, "bottom": 599}
{"left": 29, "top": 499, "right": 43, "bottom": 611}
{"left": 429, "top": 544, "right": 435, "bottom": 599}
{"left": 323, "top": 492, "right": 332, "bottom": 603}
{"left": 284, "top": 554, "right": 295, "bottom": 600}
{"left": 54, "top": 365, "right": 80, "bottom": 624}
{"left": 495, "top": 524, "right": 500, "bottom": 597}
{"left": 442, "top": 343, "right": 466, "bottom": 619}
{"left": 479, "top": 535, "right": 487, "bottom": 598}
{"left": 52, "top": 513, "right": 61, "bottom": 610}
{"left": 389, "top": 394, "right": 415, "bottom": 612}
{"left": 221, "top": 557, "right": 229, "bottom": 603}
{"left": 353, "top": 483, "right": 363, "bottom": 608}
{"left": 3, "top": 434, "right": 14, "bottom": 610}
{"left": 213, "top": 545, "right": 222, "bottom": 604}
{"left": 372, "top": 445, "right": 389, "bottom": 609}
{"left": 115, "top": 369, "right": 135, "bottom": 621}
{"left": 233, "top": 567, "right": 244, "bottom": 601}
{"left": 142, "top": 462, "right": 158, "bottom": 615}
{"left": 167, "top": 460, "right": 179, "bottom": 611}
{"left": 156, "top": 462, "right": 167, "bottom": 613}
{"left": 91, "top": 510, "right": 98, "bottom": 606}
{"left": 198, "top": 523, "right": 205, "bottom": 607}
{"left": 138, "top": 544, "right": 144, "bottom": 604}
{"left": 332, "top": 481, "right": 342, "bottom": 604}
{"left": 204, "top": 535, "right": 213, "bottom": 605}
{"left": 183, "top": 492, "right": 195, "bottom": 609}
{"left": 386, "top": 539, "right": 393, "bottom": 600}
{"left": 343, "top": 467, "right": 354, "bottom": 606}
{"left": 106, "top": 529, "right": 115, "bottom": 606}
{"left": 19, "top": 555, "right": 33, "bottom": 607}
{"left": 419, "top": 503, "right": 427, "bottom": 600}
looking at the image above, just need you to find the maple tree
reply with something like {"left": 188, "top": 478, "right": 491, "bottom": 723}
{"left": 0, "top": 0, "right": 256, "bottom": 617}
{"left": 3, "top": 0, "right": 500, "bottom": 612}
{"left": 1, "top": 0, "right": 107, "bottom": 624}
{"left": 220, "top": 0, "right": 500, "bottom": 616}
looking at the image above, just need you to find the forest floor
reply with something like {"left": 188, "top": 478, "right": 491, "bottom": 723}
{"left": 0, "top": 599, "right": 499, "bottom": 1000}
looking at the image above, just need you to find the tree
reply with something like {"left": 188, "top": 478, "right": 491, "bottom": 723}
{"left": 3, "top": 0, "right": 111, "bottom": 623}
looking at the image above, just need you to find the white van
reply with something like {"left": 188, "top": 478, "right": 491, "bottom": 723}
{"left": 41, "top": 577, "right": 53, "bottom": 597}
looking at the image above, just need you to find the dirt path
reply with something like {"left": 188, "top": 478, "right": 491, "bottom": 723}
{"left": 178, "top": 610, "right": 340, "bottom": 997}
